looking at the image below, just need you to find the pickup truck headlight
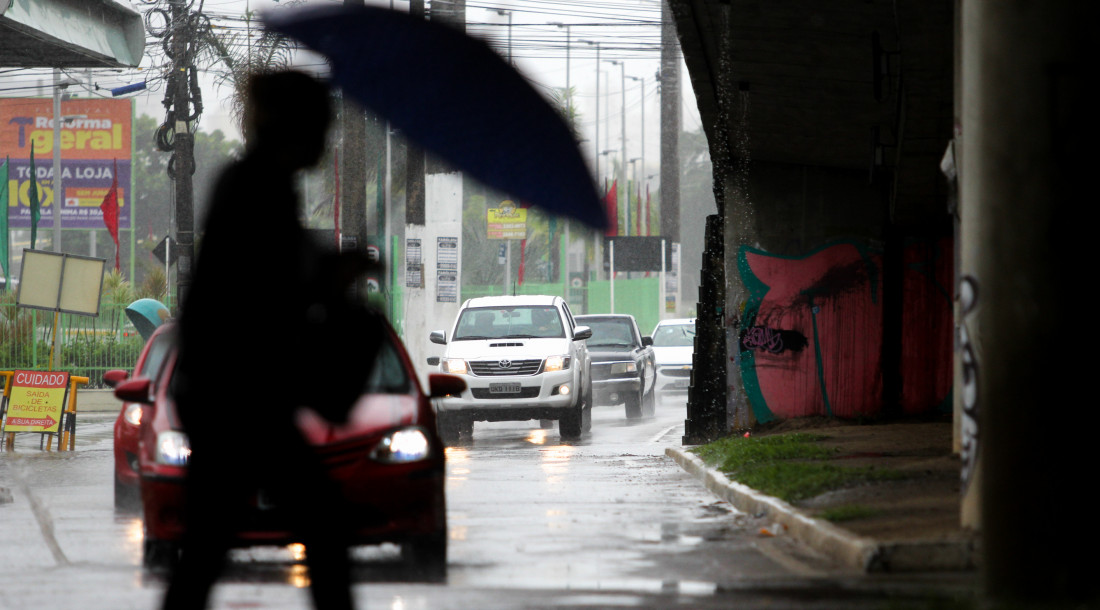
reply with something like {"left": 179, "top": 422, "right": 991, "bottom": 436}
{"left": 544, "top": 355, "right": 571, "bottom": 372}
{"left": 442, "top": 358, "right": 468, "bottom": 375}
{"left": 371, "top": 428, "right": 432, "bottom": 463}
{"left": 610, "top": 362, "right": 637, "bottom": 374}
{"left": 155, "top": 430, "right": 191, "bottom": 466}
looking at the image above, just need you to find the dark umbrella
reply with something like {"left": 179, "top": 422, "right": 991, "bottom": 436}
{"left": 263, "top": 4, "right": 607, "bottom": 231}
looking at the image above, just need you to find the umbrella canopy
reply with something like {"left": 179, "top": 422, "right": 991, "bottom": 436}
{"left": 125, "top": 298, "right": 170, "bottom": 341}
{"left": 264, "top": 4, "right": 607, "bottom": 231}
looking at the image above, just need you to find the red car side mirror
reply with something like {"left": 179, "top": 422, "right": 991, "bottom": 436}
{"left": 103, "top": 369, "right": 129, "bottom": 388}
{"left": 114, "top": 378, "right": 154, "bottom": 404}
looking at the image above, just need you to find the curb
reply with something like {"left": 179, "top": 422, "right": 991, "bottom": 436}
{"left": 72, "top": 389, "right": 121, "bottom": 413}
{"left": 665, "top": 447, "right": 979, "bottom": 573}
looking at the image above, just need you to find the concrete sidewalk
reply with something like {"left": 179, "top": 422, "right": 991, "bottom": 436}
{"left": 71, "top": 389, "right": 122, "bottom": 413}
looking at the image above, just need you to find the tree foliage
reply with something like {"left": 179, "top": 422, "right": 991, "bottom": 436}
{"left": 131, "top": 114, "right": 241, "bottom": 284}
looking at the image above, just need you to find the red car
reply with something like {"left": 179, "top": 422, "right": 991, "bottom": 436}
{"left": 109, "top": 320, "right": 465, "bottom": 573}
{"left": 105, "top": 323, "right": 176, "bottom": 512}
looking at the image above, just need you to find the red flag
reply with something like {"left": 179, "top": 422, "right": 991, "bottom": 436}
{"left": 333, "top": 148, "right": 341, "bottom": 247}
{"left": 99, "top": 159, "right": 120, "bottom": 271}
{"left": 517, "top": 239, "right": 526, "bottom": 286}
{"left": 517, "top": 201, "right": 532, "bottom": 286}
{"left": 604, "top": 180, "right": 618, "bottom": 236}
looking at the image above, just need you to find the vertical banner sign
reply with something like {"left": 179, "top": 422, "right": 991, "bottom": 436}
{"left": 3, "top": 371, "right": 70, "bottom": 433}
{"left": 436, "top": 236, "right": 458, "bottom": 303}
{"left": 666, "top": 243, "right": 680, "bottom": 312}
{"left": 0, "top": 98, "right": 133, "bottom": 231}
{"left": 405, "top": 238, "right": 422, "bottom": 288}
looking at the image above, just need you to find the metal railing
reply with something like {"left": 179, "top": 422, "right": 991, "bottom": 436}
{"left": 0, "top": 301, "right": 144, "bottom": 389}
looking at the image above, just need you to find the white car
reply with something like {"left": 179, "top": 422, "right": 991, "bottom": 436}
{"left": 650, "top": 318, "right": 696, "bottom": 405}
{"left": 429, "top": 295, "right": 593, "bottom": 442}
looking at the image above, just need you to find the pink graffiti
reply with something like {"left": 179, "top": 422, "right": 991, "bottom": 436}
{"left": 742, "top": 326, "right": 784, "bottom": 354}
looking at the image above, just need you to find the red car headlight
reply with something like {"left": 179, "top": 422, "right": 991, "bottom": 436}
{"left": 156, "top": 430, "right": 192, "bottom": 466}
{"left": 370, "top": 427, "right": 431, "bottom": 464}
{"left": 123, "top": 403, "right": 143, "bottom": 426}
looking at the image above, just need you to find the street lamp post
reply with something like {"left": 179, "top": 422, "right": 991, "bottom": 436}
{"left": 496, "top": 10, "right": 513, "bottom": 65}
{"left": 581, "top": 40, "right": 601, "bottom": 180}
{"left": 550, "top": 23, "right": 572, "bottom": 110}
{"left": 604, "top": 59, "right": 626, "bottom": 235}
{"left": 627, "top": 75, "right": 645, "bottom": 234}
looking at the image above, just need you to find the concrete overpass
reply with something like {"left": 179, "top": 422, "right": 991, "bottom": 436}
{"left": 1, "top": 0, "right": 143, "bottom": 68}
{"left": 668, "top": 1, "right": 1092, "bottom": 606}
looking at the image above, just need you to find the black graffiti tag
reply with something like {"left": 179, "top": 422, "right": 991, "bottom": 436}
{"left": 958, "top": 275, "right": 980, "bottom": 494}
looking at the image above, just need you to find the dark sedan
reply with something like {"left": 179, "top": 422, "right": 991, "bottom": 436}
{"left": 574, "top": 314, "right": 655, "bottom": 418}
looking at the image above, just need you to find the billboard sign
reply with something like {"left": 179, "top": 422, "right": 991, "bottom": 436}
{"left": 487, "top": 200, "right": 527, "bottom": 239}
{"left": 603, "top": 236, "right": 672, "bottom": 272}
{"left": 0, "top": 97, "right": 133, "bottom": 230}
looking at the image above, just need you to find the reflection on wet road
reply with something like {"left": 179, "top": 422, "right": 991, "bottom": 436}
{"left": 440, "top": 404, "right": 734, "bottom": 598}
{"left": 4, "top": 404, "right": 916, "bottom": 609}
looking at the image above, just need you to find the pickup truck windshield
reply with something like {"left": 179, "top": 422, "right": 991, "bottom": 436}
{"left": 453, "top": 306, "right": 565, "bottom": 340}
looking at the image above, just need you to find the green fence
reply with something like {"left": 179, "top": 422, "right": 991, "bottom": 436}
{"left": 1, "top": 301, "right": 143, "bottom": 388}
{"left": 586, "top": 277, "right": 661, "bottom": 336}
{"left": 379, "top": 236, "right": 662, "bottom": 341}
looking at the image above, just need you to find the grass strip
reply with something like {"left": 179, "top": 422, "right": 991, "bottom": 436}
{"left": 690, "top": 432, "right": 905, "bottom": 503}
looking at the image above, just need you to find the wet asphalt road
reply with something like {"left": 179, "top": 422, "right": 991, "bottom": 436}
{"left": 0, "top": 400, "right": 971, "bottom": 609}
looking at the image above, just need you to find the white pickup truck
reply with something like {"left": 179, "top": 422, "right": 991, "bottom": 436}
{"left": 428, "top": 294, "right": 592, "bottom": 443}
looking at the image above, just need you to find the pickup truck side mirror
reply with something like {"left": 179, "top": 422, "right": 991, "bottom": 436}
{"left": 429, "top": 330, "right": 447, "bottom": 345}
{"left": 642, "top": 336, "right": 653, "bottom": 347}
{"left": 573, "top": 325, "right": 592, "bottom": 341}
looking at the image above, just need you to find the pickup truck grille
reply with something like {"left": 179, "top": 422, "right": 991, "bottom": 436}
{"left": 469, "top": 359, "right": 543, "bottom": 376}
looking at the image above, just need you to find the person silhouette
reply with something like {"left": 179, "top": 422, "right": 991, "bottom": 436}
{"left": 166, "top": 70, "right": 360, "bottom": 610}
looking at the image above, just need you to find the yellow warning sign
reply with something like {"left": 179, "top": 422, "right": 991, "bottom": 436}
{"left": 3, "top": 371, "right": 69, "bottom": 433}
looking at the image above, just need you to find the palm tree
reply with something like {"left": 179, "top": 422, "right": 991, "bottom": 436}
{"left": 198, "top": 2, "right": 300, "bottom": 133}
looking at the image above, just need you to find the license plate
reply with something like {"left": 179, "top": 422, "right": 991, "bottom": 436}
{"left": 490, "top": 382, "right": 521, "bottom": 394}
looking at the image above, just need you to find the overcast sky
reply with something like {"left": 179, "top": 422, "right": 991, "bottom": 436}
{"left": 6, "top": 0, "right": 701, "bottom": 182}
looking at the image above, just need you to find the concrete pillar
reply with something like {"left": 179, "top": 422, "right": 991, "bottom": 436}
{"left": 960, "top": 1, "right": 1094, "bottom": 604}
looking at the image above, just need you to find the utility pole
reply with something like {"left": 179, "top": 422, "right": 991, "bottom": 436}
{"left": 659, "top": 0, "right": 681, "bottom": 244}
{"left": 628, "top": 74, "right": 645, "bottom": 233}
{"left": 341, "top": 0, "right": 369, "bottom": 298}
{"left": 405, "top": 0, "right": 426, "bottom": 231}
{"left": 550, "top": 22, "right": 571, "bottom": 285}
{"left": 169, "top": 0, "right": 195, "bottom": 311}
{"left": 604, "top": 60, "right": 626, "bottom": 235}
{"left": 581, "top": 40, "right": 600, "bottom": 180}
